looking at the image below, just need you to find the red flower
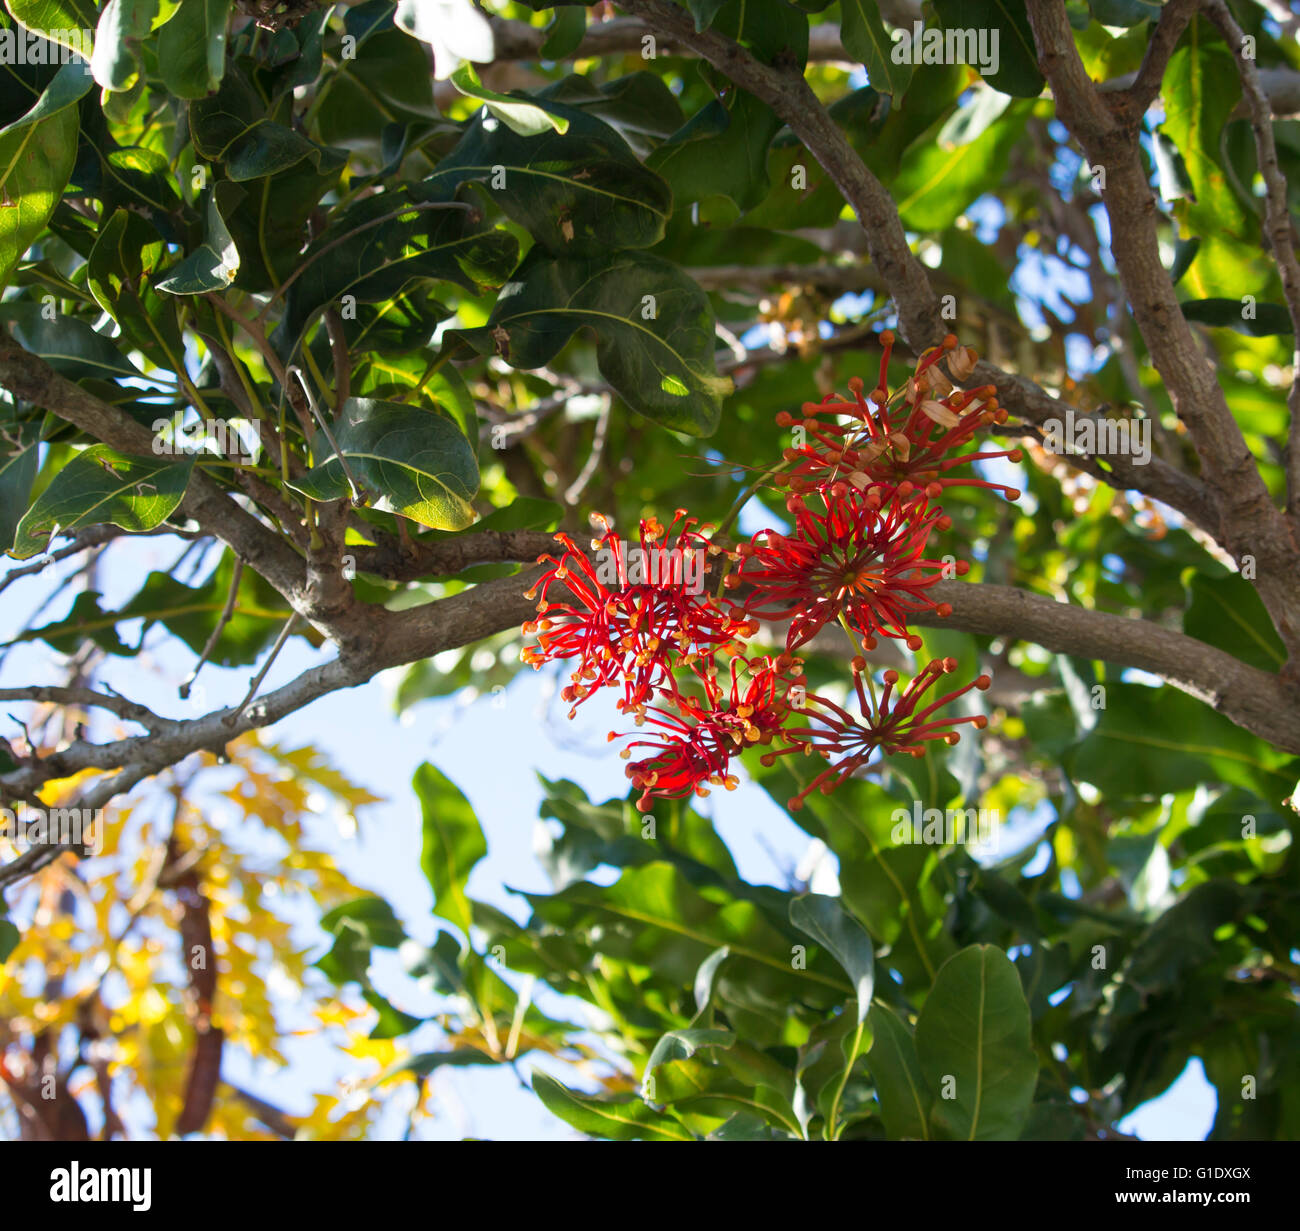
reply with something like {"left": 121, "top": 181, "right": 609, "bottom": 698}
{"left": 762, "top": 656, "right": 991, "bottom": 810}
{"left": 776, "top": 332, "right": 1022, "bottom": 503}
{"left": 731, "top": 486, "right": 962, "bottom": 652}
{"left": 522, "top": 511, "right": 752, "bottom": 717}
{"left": 616, "top": 656, "right": 804, "bottom": 812}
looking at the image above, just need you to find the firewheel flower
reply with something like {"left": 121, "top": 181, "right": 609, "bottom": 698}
{"left": 730, "top": 486, "right": 964, "bottom": 652}
{"left": 774, "top": 331, "right": 1022, "bottom": 503}
{"left": 521, "top": 511, "right": 754, "bottom": 717}
{"left": 762, "top": 656, "right": 991, "bottom": 810}
{"left": 614, "top": 656, "right": 806, "bottom": 812}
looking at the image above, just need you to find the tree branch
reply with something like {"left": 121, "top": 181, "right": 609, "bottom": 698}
{"left": 1200, "top": 0, "right": 1300, "bottom": 522}
{"left": 1025, "top": 0, "right": 1300, "bottom": 666}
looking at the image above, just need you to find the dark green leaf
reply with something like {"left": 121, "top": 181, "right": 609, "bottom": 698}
{"left": 840, "top": 0, "right": 912, "bottom": 96}
{"left": 932, "top": 0, "right": 1044, "bottom": 98}
{"left": 12, "top": 445, "right": 192, "bottom": 559}
{"left": 156, "top": 181, "right": 240, "bottom": 294}
{"left": 914, "top": 944, "right": 1037, "bottom": 1140}
{"left": 866, "top": 1003, "right": 931, "bottom": 1139}
{"left": 458, "top": 250, "right": 731, "bottom": 437}
{"left": 157, "top": 0, "right": 231, "bottom": 98}
{"left": 288, "top": 398, "right": 479, "bottom": 531}
{"left": 1180, "top": 297, "right": 1294, "bottom": 336}
{"left": 426, "top": 105, "right": 671, "bottom": 257}
{"left": 790, "top": 894, "right": 875, "bottom": 1024}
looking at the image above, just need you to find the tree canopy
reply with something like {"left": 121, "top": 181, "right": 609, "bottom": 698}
{"left": 0, "top": 0, "right": 1298, "bottom": 1142}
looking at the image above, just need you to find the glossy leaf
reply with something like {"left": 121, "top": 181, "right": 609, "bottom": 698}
{"left": 915, "top": 944, "right": 1037, "bottom": 1140}
{"left": 288, "top": 398, "right": 479, "bottom": 531}
{"left": 459, "top": 250, "right": 731, "bottom": 437}
{"left": 426, "top": 105, "right": 672, "bottom": 257}
{"left": 789, "top": 894, "right": 875, "bottom": 1025}
{"left": 533, "top": 1072, "right": 694, "bottom": 1140}
{"left": 12, "top": 445, "right": 192, "bottom": 559}
{"left": 157, "top": 0, "right": 230, "bottom": 98}
{"left": 0, "top": 61, "right": 84, "bottom": 291}
{"left": 414, "top": 762, "right": 487, "bottom": 937}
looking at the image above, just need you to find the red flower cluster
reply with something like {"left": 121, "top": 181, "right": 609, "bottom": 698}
{"left": 521, "top": 333, "right": 1013, "bottom": 813}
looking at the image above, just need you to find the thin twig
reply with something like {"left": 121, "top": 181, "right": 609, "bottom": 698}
{"left": 289, "top": 367, "right": 368, "bottom": 504}
{"left": 180, "top": 558, "right": 244, "bottom": 700}
{"left": 223, "top": 613, "right": 301, "bottom": 727}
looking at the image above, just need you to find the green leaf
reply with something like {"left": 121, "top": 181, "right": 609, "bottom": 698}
{"left": 156, "top": 181, "right": 239, "bottom": 294}
{"left": 0, "top": 417, "right": 40, "bottom": 551}
{"left": 157, "top": 0, "right": 231, "bottom": 99}
{"left": 0, "top": 917, "right": 18, "bottom": 964}
{"left": 274, "top": 186, "right": 517, "bottom": 358}
{"left": 1087, "top": 0, "right": 1162, "bottom": 27}
{"left": 865, "top": 1004, "right": 931, "bottom": 1139}
{"left": 1169, "top": 236, "right": 1200, "bottom": 286}
{"left": 0, "top": 302, "right": 146, "bottom": 382}
{"left": 86, "top": 209, "right": 185, "bottom": 367}
{"left": 426, "top": 105, "right": 672, "bottom": 257}
{"left": 3, "top": 0, "right": 97, "bottom": 51}
{"left": 647, "top": 92, "right": 782, "bottom": 212}
{"left": 533, "top": 1072, "right": 694, "bottom": 1140}
{"left": 892, "top": 100, "right": 1030, "bottom": 231}
{"left": 537, "top": 73, "right": 685, "bottom": 158}
{"left": 90, "top": 0, "right": 158, "bottom": 91}
{"left": 840, "top": 0, "right": 912, "bottom": 96}
{"left": 1180, "top": 297, "right": 1294, "bottom": 337}
{"left": 522, "top": 861, "right": 851, "bottom": 1010}
{"left": 288, "top": 398, "right": 479, "bottom": 531}
{"left": 1066, "top": 683, "right": 1299, "bottom": 800}
{"left": 316, "top": 895, "right": 408, "bottom": 983}
{"left": 1162, "top": 22, "right": 1265, "bottom": 296}
{"left": 463, "top": 495, "right": 561, "bottom": 534}
{"left": 414, "top": 762, "right": 487, "bottom": 937}
{"left": 12, "top": 445, "right": 193, "bottom": 560}
{"left": 449, "top": 63, "right": 569, "bottom": 136}
{"left": 1183, "top": 571, "right": 1286, "bottom": 671}
{"left": 540, "top": 6, "right": 586, "bottom": 59}
{"left": 458, "top": 250, "right": 731, "bottom": 437}
{"left": 789, "top": 894, "right": 875, "bottom": 1025}
{"left": 643, "top": 1027, "right": 736, "bottom": 1092}
{"left": 932, "top": 0, "right": 1044, "bottom": 98}
{"left": 0, "top": 63, "right": 83, "bottom": 291}
{"left": 914, "top": 944, "right": 1037, "bottom": 1140}
{"left": 0, "top": 57, "right": 92, "bottom": 137}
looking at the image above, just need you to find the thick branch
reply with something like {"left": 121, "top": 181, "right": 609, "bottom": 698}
{"left": 3, "top": 561, "right": 1297, "bottom": 892}
{"left": 618, "top": 0, "right": 1218, "bottom": 536}
{"left": 1201, "top": 0, "right": 1300, "bottom": 521}
{"left": 1025, "top": 0, "right": 1300, "bottom": 664}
